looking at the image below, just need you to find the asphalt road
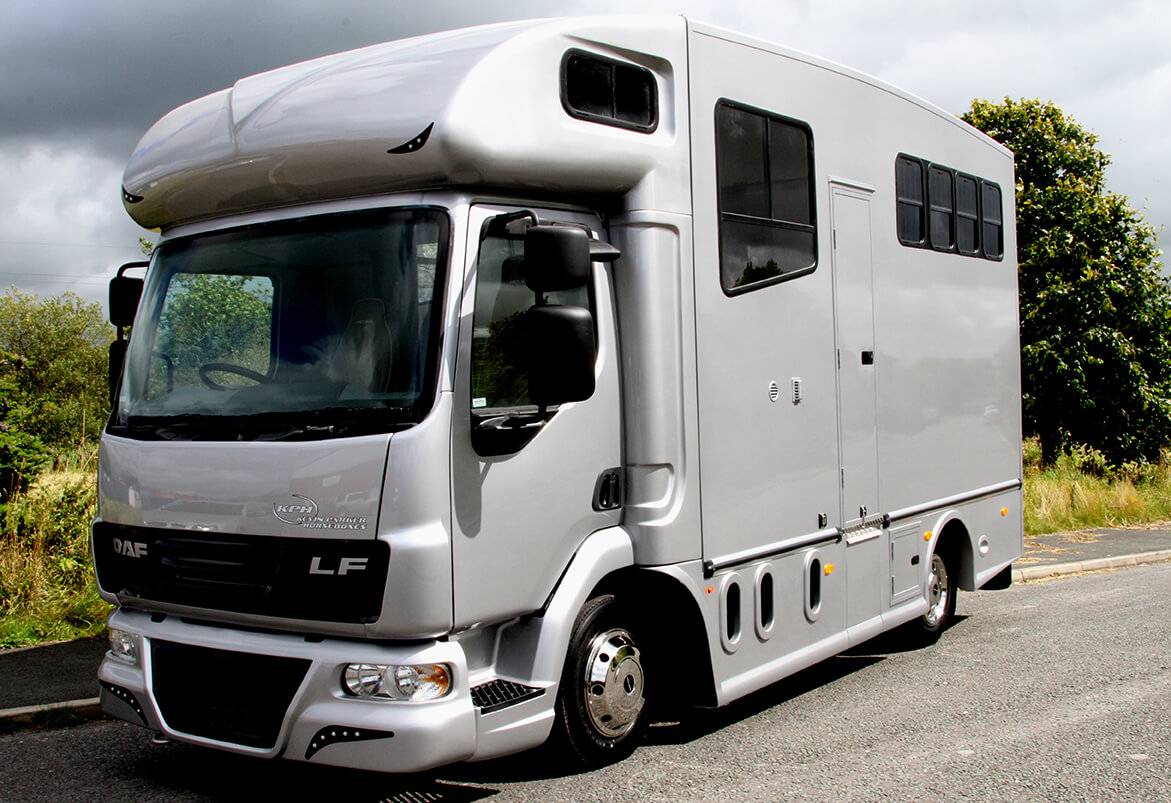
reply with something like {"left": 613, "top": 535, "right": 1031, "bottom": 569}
{"left": 2, "top": 564, "right": 1168, "bottom": 801}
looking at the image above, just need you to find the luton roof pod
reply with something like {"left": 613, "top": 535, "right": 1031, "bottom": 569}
{"left": 119, "top": 15, "right": 1009, "bottom": 232}
{"left": 120, "top": 16, "right": 692, "bottom": 231}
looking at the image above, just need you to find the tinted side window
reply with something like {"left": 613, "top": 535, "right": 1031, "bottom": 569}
{"left": 928, "top": 165, "right": 955, "bottom": 251}
{"left": 717, "top": 106, "right": 768, "bottom": 217}
{"left": 562, "top": 50, "right": 658, "bottom": 132}
{"left": 470, "top": 232, "right": 589, "bottom": 410}
{"left": 716, "top": 101, "right": 817, "bottom": 294}
{"left": 897, "top": 155, "right": 1007, "bottom": 262}
{"left": 955, "top": 173, "right": 980, "bottom": 256}
{"left": 895, "top": 155, "right": 925, "bottom": 245}
{"left": 981, "top": 181, "right": 1004, "bottom": 260}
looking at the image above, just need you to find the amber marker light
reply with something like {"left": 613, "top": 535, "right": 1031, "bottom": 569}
{"left": 824, "top": 563, "right": 835, "bottom": 576}
{"left": 1000, "top": 507, "right": 1009, "bottom": 517}
{"left": 924, "top": 530, "right": 933, "bottom": 541}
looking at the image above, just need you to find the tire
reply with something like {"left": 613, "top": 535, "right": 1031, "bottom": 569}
{"left": 915, "top": 550, "right": 958, "bottom": 643}
{"left": 551, "top": 594, "right": 649, "bottom": 768}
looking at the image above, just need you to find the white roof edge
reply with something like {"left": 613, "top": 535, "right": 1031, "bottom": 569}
{"left": 684, "top": 18, "right": 1014, "bottom": 160}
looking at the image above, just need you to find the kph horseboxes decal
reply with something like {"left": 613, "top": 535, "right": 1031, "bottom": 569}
{"left": 273, "top": 494, "right": 368, "bottom": 531}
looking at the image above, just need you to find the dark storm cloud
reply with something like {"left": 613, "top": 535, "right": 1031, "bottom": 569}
{"left": 0, "top": 0, "right": 1167, "bottom": 306}
{"left": 0, "top": 0, "right": 555, "bottom": 158}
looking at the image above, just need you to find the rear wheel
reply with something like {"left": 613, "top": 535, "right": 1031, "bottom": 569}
{"left": 551, "top": 594, "right": 649, "bottom": 767}
{"left": 917, "top": 551, "right": 957, "bottom": 641}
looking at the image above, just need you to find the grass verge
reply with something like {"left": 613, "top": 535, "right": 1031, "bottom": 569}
{"left": 0, "top": 447, "right": 111, "bottom": 649}
{"left": 1023, "top": 439, "right": 1171, "bottom": 535}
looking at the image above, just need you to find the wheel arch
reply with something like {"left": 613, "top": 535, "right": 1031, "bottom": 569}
{"left": 494, "top": 528, "right": 716, "bottom": 710}
{"left": 927, "top": 511, "right": 977, "bottom": 591}
{"left": 495, "top": 526, "right": 634, "bottom": 685}
{"left": 593, "top": 565, "right": 718, "bottom": 708}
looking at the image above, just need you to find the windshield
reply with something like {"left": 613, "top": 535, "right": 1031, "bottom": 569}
{"left": 111, "top": 207, "right": 450, "bottom": 440}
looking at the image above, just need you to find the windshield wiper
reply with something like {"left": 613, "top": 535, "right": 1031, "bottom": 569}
{"left": 253, "top": 423, "right": 339, "bottom": 441}
{"left": 122, "top": 413, "right": 212, "bottom": 440}
{"left": 121, "top": 408, "right": 417, "bottom": 441}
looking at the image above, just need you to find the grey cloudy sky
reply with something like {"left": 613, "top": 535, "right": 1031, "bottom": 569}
{"left": 1, "top": 0, "right": 1167, "bottom": 303}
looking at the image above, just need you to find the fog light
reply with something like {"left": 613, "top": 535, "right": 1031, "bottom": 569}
{"left": 342, "top": 663, "right": 451, "bottom": 701}
{"left": 108, "top": 628, "right": 138, "bottom": 664}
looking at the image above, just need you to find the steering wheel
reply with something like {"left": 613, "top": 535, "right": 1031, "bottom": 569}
{"left": 198, "top": 362, "right": 270, "bottom": 390}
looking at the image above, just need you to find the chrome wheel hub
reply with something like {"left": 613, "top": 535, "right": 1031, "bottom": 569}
{"left": 925, "top": 553, "right": 950, "bottom": 627}
{"left": 583, "top": 628, "right": 644, "bottom": 738}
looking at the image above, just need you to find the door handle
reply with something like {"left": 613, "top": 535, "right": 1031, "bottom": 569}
{"left": 593, "top": 468, "right": 624, "bottom": 511}
{"left": 861, "top": 350, "right": 874, "bottom": 365}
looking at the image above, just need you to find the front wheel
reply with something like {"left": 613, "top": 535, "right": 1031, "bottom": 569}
{"left": 551, "top": 594, "right": 649, "bottom": 767}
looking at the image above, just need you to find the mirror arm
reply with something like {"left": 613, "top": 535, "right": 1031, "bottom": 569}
{"left": 116, "top": 260, "right": 150, "bottom": 278}
{"left": 588, "top": 239, "right": 621, "bottom": 263}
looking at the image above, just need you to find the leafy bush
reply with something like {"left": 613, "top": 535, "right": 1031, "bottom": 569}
{"left": 0, "top": 424, "right": 50, "bottom": 502}
{"left": 0, "top": 288, "right": 112, "bottom": 452}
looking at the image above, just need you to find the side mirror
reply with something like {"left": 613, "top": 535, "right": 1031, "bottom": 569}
{"left": 109, "top": 261, "right": 148, "bottom": 329}
{"left": 523, "top": 225, "right": 620, "bottom": 293}
{"left": 524, "top": 225, "right": 590, "bottom": 292}
{"left": 524, "top": 305, "right": 596, "bottom": 405}
{"left": 108, "top": 260, "right": 148, "bottom": 406}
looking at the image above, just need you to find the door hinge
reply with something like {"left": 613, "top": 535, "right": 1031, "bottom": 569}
{"left": 833, "top": 229, "right": 837, "bottom": 249}
{"left": 840, "top": 468, "right": 845, "bottom": 488}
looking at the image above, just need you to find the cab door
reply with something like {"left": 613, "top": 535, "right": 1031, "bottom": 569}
{"left": 449, "top": 204, "right": 622, "bottom": 628}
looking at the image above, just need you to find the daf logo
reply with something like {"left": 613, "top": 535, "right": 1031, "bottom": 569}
{"left": 309, "top": 556, "right": 369, "bottom": 576}
{"left": 273, "top": 494, "right": 318, "bottom": 525}
{"left": 113, "top": 538, "right": 149, "bottom": 558}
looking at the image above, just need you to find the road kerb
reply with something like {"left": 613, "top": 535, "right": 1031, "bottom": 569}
{"left": 1013, "top": 549, "right": 1171, "bottom": 583}
{"left": 0, "top": 697, "right": 103, "bottom": 734}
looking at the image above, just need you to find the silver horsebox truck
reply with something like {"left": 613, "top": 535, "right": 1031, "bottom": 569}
{"left": 95, "top": 16, "right": 1022, "bottom": 771}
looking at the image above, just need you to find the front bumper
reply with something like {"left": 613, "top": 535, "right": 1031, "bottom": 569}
{"left": 99, "top": 609, "right": 477, "bottom": 773}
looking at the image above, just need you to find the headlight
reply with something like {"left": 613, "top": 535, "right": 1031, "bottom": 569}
{"left": 108, "top": 628, "right": 139, "bottom": 664}
{"left": 342, "top": 663, "right": 451, "bottom": 701}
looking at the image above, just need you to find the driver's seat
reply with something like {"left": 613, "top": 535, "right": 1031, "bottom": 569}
{"left": 329, "top": 298, "right": 394, "bottom": 393}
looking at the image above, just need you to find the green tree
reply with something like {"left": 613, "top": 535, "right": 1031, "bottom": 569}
{"left": 0, "top": 351, "right": 51, "bottom": 501}
{"left": 964, "top": 98, "right": 1171, "bottom": 465}
{"left": 0, "top": 289, "right": 112, "bottom": 451}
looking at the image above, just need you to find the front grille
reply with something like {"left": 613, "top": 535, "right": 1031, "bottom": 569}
{"left": 151, "top": 640, "right": 310, "bottom": 749}
{"left": 93, "top": 522, "right": 389, "bottom": 623}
